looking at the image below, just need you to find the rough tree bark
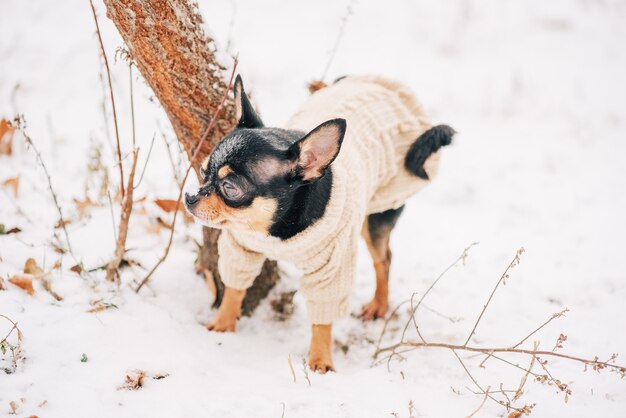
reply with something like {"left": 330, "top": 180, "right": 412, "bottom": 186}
{"left": 102, "top": 0, "right": 278, "bottom": 314}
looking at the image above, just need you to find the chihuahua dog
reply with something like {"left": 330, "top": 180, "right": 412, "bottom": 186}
{"left": 185, "top": 74, "right": 453, "bottom": 373}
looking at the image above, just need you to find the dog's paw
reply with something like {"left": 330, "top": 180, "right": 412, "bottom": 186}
{"left": 308, "top": 356, "right": 335, "bottom": 374}
{"left": 206, "top": 317, "right": 237, "bottom": 332}
{"left": 360, "top": 299, "right": 389, "bottom": 321}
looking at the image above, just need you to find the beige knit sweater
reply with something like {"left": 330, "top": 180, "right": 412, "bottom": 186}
{"left": 218, "top": 75, "right": 441, "bottom": 324}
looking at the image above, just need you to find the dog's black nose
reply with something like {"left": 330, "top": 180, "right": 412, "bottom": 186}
{"left": 185, "top": 192, "right": 199, "bottom": 207}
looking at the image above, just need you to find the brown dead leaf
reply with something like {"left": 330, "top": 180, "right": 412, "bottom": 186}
{"left": 8, "top": 274, "right": 35, "bottom": 295}
{"left": 87, "top": 304, "right": 106, "bottom": 313}
{"left": 0, "top": 276, "right": 6, "bottom": 291}
{"left": 0, "top": 118, "right": 15, "bottom": 156}
{"left": 122, "top": 370, "right": 145, "bottom": 390}
{"left": 154, "top": 199, "right": 182, "bottom": 213}
{"left": 51, "top": 242, "right": 66, "bottom": 254}
{"left": 1, "top": 176, "right": 19, "bottom": 197}
{"left": 24, "top": 258, "right": 45, "bottom": 277}
{"left": 507, "top": 412, "right": 523, "bottom": 418}
{"left": 54, "top": 218, "right": 72, "bottom": 229}
{"left": 308, "top": 80, "right": 328, "bottom": 94}
{"left": 69, "top": 264, "right": 83, "bottom": 275}
{"left": 9, "top": 400, "right": 18, "bottom": 414}
{"left": 0, "top": 224, "right": 22, "bottom": 235}
{"left": 153, "top": 199, "right": 194, "bottom": 224}
{"left": 73, "top": 197, "right": 94, "bottom": 219}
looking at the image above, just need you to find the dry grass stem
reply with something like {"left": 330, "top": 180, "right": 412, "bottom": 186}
{"left": 90, "top": 0, "right": 125, "bottom": 199}
{"left": 16, "top": 119, "right": 81, "bottom": 271}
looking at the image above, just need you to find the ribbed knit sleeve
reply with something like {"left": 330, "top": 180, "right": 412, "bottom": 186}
{"left": 299, "top": 226, "right": 358, "bottom": 324}
{"left": 217, "top": 230, "right": 266, "bottom": 290}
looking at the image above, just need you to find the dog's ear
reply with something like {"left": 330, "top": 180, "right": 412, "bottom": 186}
{"left": 234, "top": 75, "right": 264, "bottom": 129}
{"left": 290, "top": 118, "right": 346, "bottom": 181}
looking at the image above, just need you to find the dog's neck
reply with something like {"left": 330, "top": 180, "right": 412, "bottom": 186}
{"left": 269, "top": 169, "right": 333, "bottom": 240}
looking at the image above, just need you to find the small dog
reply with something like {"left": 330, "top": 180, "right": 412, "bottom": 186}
{"left": 185, "top": 74, "right": 454, "bottom": 373}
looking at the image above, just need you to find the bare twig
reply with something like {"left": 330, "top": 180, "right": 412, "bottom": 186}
{"left": 106, "top": 148, "right": 139, "bottom": 282}
{"left": 107, "top": 189, "right": 118, "bottom": 242}
{"left": 465, "top": 383, "right": 491, "bottom": 418}
{"left": 129, "top": 63, "right": 136, "bottom": 147}
{"left": 512, "top": 309, "right": 568, "bottom": 349}
{"left": 320, "top": 0, "right": 356, "bottom": 81}
{"left": 453, "top": 350, "right": 516, "bottom": 412}
{"left": 161, "top": 131, "right": 183, "bottom": 188}
{"left": 376, "top": 340, "right": 625, "bottom": 374}
{"left": 133, "top": 133, "right": 156, "bottom": 189}
{"left": 463, "top": 247, "right": 525, "bottom": 346}
{"left": 18, "top": 120, "right": 75, "bottom": 260}
{"left": 135, "top": 59, "right": 238, "bottom": 293}
{"left": 404, "top": 242, "right": 478, "bottom": 343}
{"left": 90, "top": 0, "right": 125, "bottom": 199}
{"left": 513, "top": 342, "right": 538, "bottom": 401}
{"left": 378, "top": 243, "right": 478, "bottom": 367}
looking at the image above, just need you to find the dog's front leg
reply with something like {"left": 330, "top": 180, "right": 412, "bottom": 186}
{"left": 308, "top": 324, "right": 335, "bottom": 373}
{"left": 207, "top": 287, "right": 246, "bottom": 332}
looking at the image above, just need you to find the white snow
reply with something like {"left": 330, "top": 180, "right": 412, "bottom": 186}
{"left": 1, "top": 0, "right": 625, "bottom": 417}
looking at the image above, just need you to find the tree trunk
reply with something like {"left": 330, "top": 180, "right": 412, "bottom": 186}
{"left": 102, "top": 0, "right": 278, "bottom": 314}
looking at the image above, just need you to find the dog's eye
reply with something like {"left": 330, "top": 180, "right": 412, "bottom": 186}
{"left": 220, "top": 180, "right": 243, "bottom": 200}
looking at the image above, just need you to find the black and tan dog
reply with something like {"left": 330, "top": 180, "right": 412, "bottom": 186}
{"left": 185, "top": 74, "right": 453, "bottom": 372}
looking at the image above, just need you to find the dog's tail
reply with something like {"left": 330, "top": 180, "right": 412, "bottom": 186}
{"left": 404, "top": 124, "right": 455, "bottom": 180}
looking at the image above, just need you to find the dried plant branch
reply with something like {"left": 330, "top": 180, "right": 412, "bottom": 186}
{"left": 373, "top": 246, "right": 625, "bottom": 416}
{"left": 106, "top": 148, "right": 139, "bottom": 282}
{"left": 90, "top": 0, "right": 125, "bottom": 199}
{"left": 135, "top": 59, "right": 238, "bottom": 293}
{"left": 376, "top": 330, "right": 625, "bottom": 373}
{"left": 463, "top": 247, "right": 525, "bottom": 346}
{"left": 375, "top": 243, "right": 478, "bottom": 367}
{"left": 513, "top": 342, "right": 538, "bottom": 401}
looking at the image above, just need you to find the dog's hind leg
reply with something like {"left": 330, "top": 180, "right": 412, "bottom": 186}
{"left": 360, "top": 206, "right": 404, "bottom": 320}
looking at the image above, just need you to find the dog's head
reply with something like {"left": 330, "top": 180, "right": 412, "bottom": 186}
{"left": 185, "top": 75, "right": 346, "bottom": 235}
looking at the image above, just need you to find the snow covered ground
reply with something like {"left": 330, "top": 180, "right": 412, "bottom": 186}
{"left": 1, "top": 0, "right": 625, "bottom": 416}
